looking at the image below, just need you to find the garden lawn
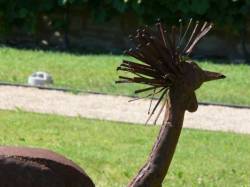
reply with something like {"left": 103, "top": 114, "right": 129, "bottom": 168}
{"left": 0, "top": 110, "right": 249, "bottom": 187}
{"left": 0, "top": 47, "right": 249, "bottom": 106}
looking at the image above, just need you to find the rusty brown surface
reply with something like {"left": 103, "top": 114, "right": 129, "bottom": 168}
{"left": 0, "top": 146, "right": 95, "bottom": 187}
{"left": 116, "top": 20, "right": 225, "bottom": 187}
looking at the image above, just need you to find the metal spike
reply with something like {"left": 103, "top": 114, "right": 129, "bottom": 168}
{"left": 186, "top": 23, "right": 213, "bottom": 54}
{"left": 183, "top": 21, "right": 199, "bottom": 53}
{"left": 153, "top": 97, "right": 168, "bottom": 125}
{"left": 145, "top": 89, "right": 167, "bottom": 125}
{"left": 178, "top": 18, "right": 193, "bottom": 51}
{"left": 177, "top": 19, "right": 183, "bottom": 49}
{"left": 148, "top": 89, "right": 156, "bottom": 114}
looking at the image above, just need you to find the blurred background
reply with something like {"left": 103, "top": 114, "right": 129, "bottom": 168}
{"left": 0, "top": 0, "right": 249, "bottom": 62}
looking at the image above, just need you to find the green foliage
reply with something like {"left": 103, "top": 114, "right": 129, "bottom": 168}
{"left": 0, "top": 0, "right": 249, "bottom": 34}
{"left": 140, "top": 0, "right": 250, "bottom": 31}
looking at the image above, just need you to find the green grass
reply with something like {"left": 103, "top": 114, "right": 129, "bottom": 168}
{"left": 0, "top": 110, "right": 249, "bottom": 186}
{"left": 0, "top": 47, "right": 249, "bottom": 106}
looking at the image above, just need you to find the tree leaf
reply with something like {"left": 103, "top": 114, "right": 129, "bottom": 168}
{"left": 190, "top": 0, "right": 210, "bottom": 15}
{"left": 58, "top": 0, "right": 68, "bottom": 6}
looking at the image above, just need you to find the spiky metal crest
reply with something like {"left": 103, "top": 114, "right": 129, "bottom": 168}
{"left": 116, "top": 19, "right": 213, "bottom": 124}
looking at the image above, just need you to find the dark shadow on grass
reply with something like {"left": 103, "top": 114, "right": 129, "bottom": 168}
{"left": 192, "top": 55, "right": 249, "bottom": 65}
{"left": 0, "top": 42, "right": 122, "bottom": 56}
{"left": 1, "top": 43, "right": 249, "bottom": 66}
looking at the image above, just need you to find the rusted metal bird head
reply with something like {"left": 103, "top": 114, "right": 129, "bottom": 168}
{"left": 174, "top": 59, "right": 225, "bottom": 112}
{"left": 116, "top": 19, "right": 225, "bottom": 122}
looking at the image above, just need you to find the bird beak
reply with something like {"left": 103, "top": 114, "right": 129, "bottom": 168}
{"left": 203, "top": 70, "right": 226, "bottom": 82}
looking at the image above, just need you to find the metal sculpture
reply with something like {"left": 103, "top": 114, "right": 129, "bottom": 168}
{"left": 116, "top": 19, "right": 225, "bottom": 187}
{"left": 0, "top": 147, "right": 95, "bottom": 186}
{"left": 0, "top": 19, "right": 225, "bottom": 187}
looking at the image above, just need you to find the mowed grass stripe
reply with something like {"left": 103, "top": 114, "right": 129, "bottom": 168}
{"left": 0, "top": 47, "right": 249, "bottom": 105}
{"left": 0, "top": 110, "right": 249, "bottom": 186}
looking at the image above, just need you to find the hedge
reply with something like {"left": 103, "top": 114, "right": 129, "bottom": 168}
{"left": 0, "top": 0, "right": 249, "bottom": 34}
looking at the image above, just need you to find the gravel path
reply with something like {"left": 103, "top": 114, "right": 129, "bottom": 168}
{"left": 0, "top": 86, "right": 249, "bottom": 134}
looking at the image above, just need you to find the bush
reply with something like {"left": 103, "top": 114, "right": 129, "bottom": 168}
{"left": 0, "top": 0, "right": 249, "bottom": 34}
